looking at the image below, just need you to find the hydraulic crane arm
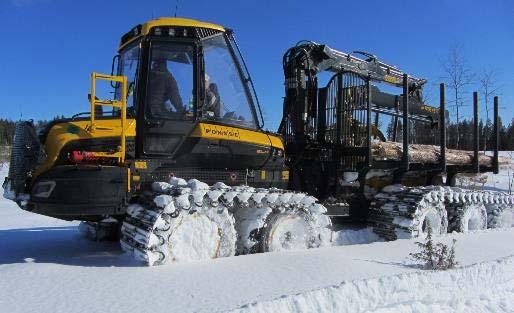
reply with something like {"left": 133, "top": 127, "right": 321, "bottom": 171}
{"left": 280, "top": 42, "right": 439, "bottom": 137}
{"left": 283, "top": 41, "right": 426, "bottom": 91}
{"left": 286, "top": 41, "right": 426, "bottom": 88}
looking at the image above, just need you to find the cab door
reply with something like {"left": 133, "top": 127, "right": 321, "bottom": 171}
{"left": 141, "top": 41, "right": 198, "bottom": 157}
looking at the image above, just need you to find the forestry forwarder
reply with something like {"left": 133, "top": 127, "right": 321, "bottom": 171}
{"left": 3, "top": 18, "right": 512, "bottom": 266}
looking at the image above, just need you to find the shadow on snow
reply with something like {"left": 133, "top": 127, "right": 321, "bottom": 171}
{"left": 0, "top": 226, "right": 140, "bottom": 267}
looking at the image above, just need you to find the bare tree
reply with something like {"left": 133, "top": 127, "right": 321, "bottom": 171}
{"left": 479, "top": 68, "right": 501, "bottom": 151}
{"left": 442, "top": 44, "right": 473, "bottom": 149}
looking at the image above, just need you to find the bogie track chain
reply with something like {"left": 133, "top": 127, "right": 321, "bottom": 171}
{"left": 120, "top": 178, "right": 332, "bottom": 265}
{"left": 370, "top": 185, "right": 514, "bottom": 240}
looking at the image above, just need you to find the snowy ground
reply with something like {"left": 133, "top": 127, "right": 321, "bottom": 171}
{"left": 1, "top": 163, "right": 513, "bottom": 312}
{"left": 454, "top": 151, "right": 514, "bottom": 193}
{"left": 484, "top": 151, "right": 514, "bottom": 193}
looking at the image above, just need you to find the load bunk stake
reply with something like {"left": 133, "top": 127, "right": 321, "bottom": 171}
{"left": 402, "top": 73, "right": 409, "bottom": 171}
{"left": 473, "top": 91, "right": 480, "bottom": 174}
{"left": 439, "top": 83, "right": 446, "bottom": 173}
{"left": 493, "top": 96, "right": 500, "bottom": 174}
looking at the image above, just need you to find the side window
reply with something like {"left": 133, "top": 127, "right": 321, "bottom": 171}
{"left": 146, "top": 43, "right": 194, "bottom": 120}
{"left": 116, "top": 44, "right": 140, "bottom": 116}
{"left": 202, "top": 35, "right": 256, "bottom": 128}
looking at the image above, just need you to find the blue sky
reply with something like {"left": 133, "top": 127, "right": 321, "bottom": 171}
{"left": 1, "top": 0, "right": 513, "bottom": 130}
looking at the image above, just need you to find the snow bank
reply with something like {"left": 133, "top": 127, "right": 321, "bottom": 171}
{"left": 234, "top": 256, "right": 514, "bottom": 313}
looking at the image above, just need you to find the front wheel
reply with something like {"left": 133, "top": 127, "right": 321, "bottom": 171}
{"left": 120, "top": 180, "right": 237, "bottom": 266}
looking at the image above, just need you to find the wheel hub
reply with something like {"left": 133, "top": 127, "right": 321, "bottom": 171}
{"left": 168, "top": 213, "right": 221, "bottom": 262}
{"left": 267, "top": 214, "right": 310, "bottom": 251}
{"left": 420, "top": 208, "right": 442, "bottom": 237}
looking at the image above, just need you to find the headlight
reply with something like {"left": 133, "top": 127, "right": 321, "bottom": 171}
{"left": 32, "top": 181, "right": 56, "bottom": 198}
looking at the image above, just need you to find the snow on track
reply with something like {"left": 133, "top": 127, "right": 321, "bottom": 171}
{"left": 1, "top": 164, "right": 513, "bottom": 313}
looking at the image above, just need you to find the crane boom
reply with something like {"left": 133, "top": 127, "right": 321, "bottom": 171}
{"left": 280, "top": 41, "right": 438, "bottom": 139}
{"left": 321, "top": 45, "right": 426, "bottom": 87}
{"left": 284, "top": 42, "right": 426, "bottom": 89}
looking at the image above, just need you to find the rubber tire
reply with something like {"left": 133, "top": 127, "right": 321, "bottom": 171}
{"left": 166, "top": 204, "right": 237, "bottom": 262}
{"left": 486, "top": 204, "right": 514, "bottom": 229}
{"left": 235, "top": 205, "right": 332, "bottom": 254}
{"left": 260, "top": 210, "right": 331, "bottom": 252}
{"left": 121, "top": 191, "right": 237, "bottom": 266}
{"left": 448, "top": 203, "right": 488, "bottom": 233}
{"left": 417, "top": 203, "right": 449, "bottom": 238}
{"left": 405, "top": 200, "right": 448, "bottom": 239}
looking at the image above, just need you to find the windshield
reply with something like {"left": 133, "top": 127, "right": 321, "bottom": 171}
{"left": 202, "top": 35, "right": 257, "bottom": 128}
{"left": 115, "top": 43, "right": 140, "bottom": 116}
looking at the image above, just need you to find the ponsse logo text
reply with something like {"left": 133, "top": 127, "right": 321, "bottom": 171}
{"left": 204, "top": 126, "right": 241, "bottom": 139}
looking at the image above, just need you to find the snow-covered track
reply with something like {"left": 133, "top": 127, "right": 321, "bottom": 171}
{"left": 370, "top": 185, "right": 514, "bottom": 240}
{"left": 120, "top": 178, "right": 332, "bottom": 266}
{"left": 369, "top": 185, "right": 449, "bottom": 240}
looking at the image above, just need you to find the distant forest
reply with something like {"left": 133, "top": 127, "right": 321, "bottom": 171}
{"left": 1, "top": 117, "right": 514, "bottom": 150}
{"left": 0, "top": 117, "right": 64, "bottom": 146}
{"left": 385, "top": 116, "right": 514, "bottom": 151}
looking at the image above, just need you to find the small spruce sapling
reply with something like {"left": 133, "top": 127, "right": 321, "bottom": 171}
{"left": 409, "top": 221, "right": 458, "bottom": 270}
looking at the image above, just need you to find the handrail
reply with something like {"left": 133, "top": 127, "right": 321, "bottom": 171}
{"left": 89, "top": 72, "right": 128, "bottom": 164}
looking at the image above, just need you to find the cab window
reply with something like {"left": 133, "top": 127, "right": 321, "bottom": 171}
{"left": 146, "top": 43, "right": 194, "bottom": 120}
{"left": 202, "top": 35, "right": 257, "bottom": 128}
{"left": 115, "top": 44, "right": 140, "bottom": 116}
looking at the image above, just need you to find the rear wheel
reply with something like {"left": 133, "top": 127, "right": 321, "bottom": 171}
{"left": 370, "top": 185, "right": 448, "bottom": 240}
{"left": 419, "top": 206, "right": 446, "bottom": 236}
{"left": 261, "top": 211, "right": 323, "bottom": 252}
{"left": 486, "top": 204, "right": 514, "bottom": 229}
{"left": 234, "top": 190, "right": 332, "bottom": 254}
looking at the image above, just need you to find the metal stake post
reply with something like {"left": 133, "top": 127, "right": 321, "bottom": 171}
{"left": 402, "top": 74, "right": 409, "bottom": 171}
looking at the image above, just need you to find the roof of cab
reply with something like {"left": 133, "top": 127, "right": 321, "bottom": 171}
{"left": 119, "top": 17, "right": 225, "bottom": 50}
{"left": 142, "top": 17, "right": 225, "bottom": 34}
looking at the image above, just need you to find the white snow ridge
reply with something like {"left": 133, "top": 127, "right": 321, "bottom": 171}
{"left": 234, "top": 257, "right": 514, "bottom": 313}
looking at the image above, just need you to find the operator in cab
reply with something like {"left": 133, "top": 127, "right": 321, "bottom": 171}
{"left": 203, "top": 74, "right": 222, "bottom": 118}
{"left": 148, "top": 58, "right": 185, "bottom": 117}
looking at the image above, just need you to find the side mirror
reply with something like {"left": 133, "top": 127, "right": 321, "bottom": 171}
{"left": 110, "top": 54, "right": 120, "bottom": 88}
